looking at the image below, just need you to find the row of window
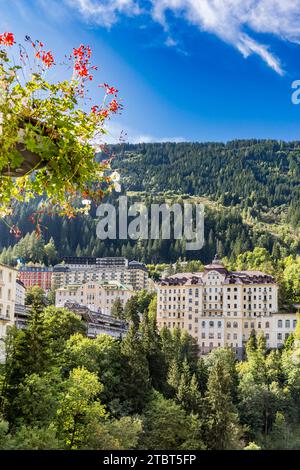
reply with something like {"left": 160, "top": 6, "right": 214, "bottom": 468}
{"left": 158, "top": 323, "right": 292, "bottom": 347}
{"left": 160, "top": 306, "right": 277, "bottom": 318}
{"left": 158, "top": 318, "right": 297, "bottom": 330}
{"left": 277, "top": 333, "right": 290, "bottom": 340}
{"left": 278, "top": 319, "right": 296, "bottom": 328}
{"left": 201, "top": 342, "right": 223, "bottom": 348}
{"left": 163, "top": 286, "right": 274, "bottom": 294}
{"left": 160, "top": 305, "right": 275, "bottom": 313}
{"left": 201, "top": 332, "right": 223, "bottom": 339}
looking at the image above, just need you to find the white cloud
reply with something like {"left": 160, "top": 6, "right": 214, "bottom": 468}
{"left": 165, "top": 36, "right": 177, "bottom": 47}
{"left": 131, "top": 134, "right": 186, "bottom": 144}
{"left": 66, "top": 0, "right": 141, "bottom": 28}
{"left": 66, "top": 0, "right": 300, "bottom": 74}
{"left": 102, "top": 120, "right": 185, "bottom": 144}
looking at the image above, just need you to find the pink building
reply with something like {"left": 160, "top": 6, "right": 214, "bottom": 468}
{"left": 18, "top": 265, "right": 53, "bottom": 292}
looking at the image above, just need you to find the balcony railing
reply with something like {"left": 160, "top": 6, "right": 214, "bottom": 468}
{"left": 0, "top": 314, "right": 10, "bottom": 322}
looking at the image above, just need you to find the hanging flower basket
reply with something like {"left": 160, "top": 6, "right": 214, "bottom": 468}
{"left": 0, "top": 32, "right": 123, "bottom": 221}
{"left": 1, "top": 117, "right": 52, "bottom": 176}
{"left": 1, "top": 144, "right": 44, "bottom": 177}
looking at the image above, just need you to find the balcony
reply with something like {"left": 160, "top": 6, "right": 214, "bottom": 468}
{"left": 0, "top": 313, "right": 10, "bottom": 322}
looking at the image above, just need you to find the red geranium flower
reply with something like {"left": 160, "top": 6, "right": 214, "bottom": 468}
{"left": 100, "top": 109, "right": 109, "bottom": 118}
{"left": 109, "top": 99, "right": 120, "bottom": 113}
{"left": 0, "top": 32, "right": 15, "bottom": 46}
{"left": 78, "top": 65, "right": 88, "bottom": 77}
{"left": 73, "top": 45, "right": 85, "bottom": 59}
{"left": 42, "top": 51, "right": 55, "bottom": 68}
{"left": 101, "top": 83, "right": 118, "bottom": 95}
{"left": 72, "top": 44, "right": 95, "bottom": 81}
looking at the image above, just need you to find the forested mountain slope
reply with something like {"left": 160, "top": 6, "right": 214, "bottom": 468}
{"left": 0, "top": 140, "right": 300, "bottom": 264}
{"left": 111, "top": 140, "right": 300, "bottom": 215}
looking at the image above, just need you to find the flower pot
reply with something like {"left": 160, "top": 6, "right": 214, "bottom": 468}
{"left": 1, "top": 143, "right": 45, "bottom": 177}
{"left": 1, "top": 117, "right": 54, "bottom": 177}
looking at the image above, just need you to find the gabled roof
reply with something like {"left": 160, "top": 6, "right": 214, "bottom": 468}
{"left": 204, "top": 254, "right": 229, "bottom": 274}
{"left": 204, "top": 264, "right": 229, "bottom": 275}
{"left": 160, "top": 258, "right": 276, "bottom": 286}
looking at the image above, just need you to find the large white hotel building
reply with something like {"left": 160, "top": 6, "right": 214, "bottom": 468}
{"left": 157, "top": 256, "right": 298, "bottom": 358}
{"left": 52, "top": 257, "right": 149, "bottom": 292}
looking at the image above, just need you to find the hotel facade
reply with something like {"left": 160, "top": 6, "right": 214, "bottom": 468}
{"left": 0, "top": 263, "right": 18, "bottom": 361}
{"left": 55, "top": 280, "right": 134, "bottom": 315}
{"left": 157, "top": 256, "right": 298, "bottom": 358}
{"left": 52, "top": 257, "right": 149, "bottom": 292}
{"left": 18, "top": 265, "right": 53, "bottom": 292}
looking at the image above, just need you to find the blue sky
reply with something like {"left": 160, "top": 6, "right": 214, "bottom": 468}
{"left": 1, "top": 0, "right": 300, "bottom": 143}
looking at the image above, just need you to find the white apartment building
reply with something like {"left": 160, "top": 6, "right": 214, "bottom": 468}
{"left": 52, "top": 257, "right": 149, "bottom": 292}
{"left": 55, "top": 280, "right": 134, "bottom": 315}
{"left": 0, "top": 263, "right": 18, "bottom": 361}
{"left": 157, "top": 256, "right": 298, "bottom": 358}
{"left": 16, "top": 279, "right": 26, "bottom": 306}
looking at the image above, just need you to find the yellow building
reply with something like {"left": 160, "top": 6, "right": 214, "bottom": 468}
{"left": 0, "top": 263, "right": 17, "bottom": 362}
{"left": 55, "top": 280, "right": 134, "bottom": 315}
{"left": 157, "top": 256, "right": 297, "bottom": 358}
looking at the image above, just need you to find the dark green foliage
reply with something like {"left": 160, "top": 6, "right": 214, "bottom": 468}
{"left": 0, "top": 423, "right": 63, "bottom": 450}
{"left": 124, "top": 290, "right": 155, "bottom": 330}
{"left": 139, "top": 306, "right": 168, "bottom": 393}
{"left": 0, "top": 307, "right": 86, "bottom": 424}
{"left": 110, "top": 141, "right": 300, "bottom": 210}
{"left": 25, "top": 286, "right": 49, "bottom": 310}
{"left": 119, "top": 325, "right": 151, "bottom": 414}
{"left": 204, "top": 360, "right": 242, "bottom": 450}
{"left": 139, "top": 391, "right": 205, "bottom": 450}
{"left": 1, "top": 294, "right": 300, "bottom": 450}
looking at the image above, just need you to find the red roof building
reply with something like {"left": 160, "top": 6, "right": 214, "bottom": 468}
{"left": 18, "top": 265, "right": 53, "bottom": 292}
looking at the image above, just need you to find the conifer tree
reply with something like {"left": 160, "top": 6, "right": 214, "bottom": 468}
{"left": 257, "top": 332, "right": 267, "bottom": 356}
{"left": 176, "top": 359, "right": 191, "bottom": 407}
{"left": 167, "top": 359, "right": 181, "bottom": 396}
{"left": 111, "top": 297, "right": 124, "bottom": 320}
{"left": 119, "top": 326, "right": 151, "bottom": 413}
{"left": 205, "top": 360, "right": 242, "bottom": 450}
{"left": 196, "top": 358, "right": 209, "bottom": 396}
{"left": 246, "top": 330, "right": 257, "bottom": 356}
{"left": 139, "top": 306, "right": 167, "bottom": 392}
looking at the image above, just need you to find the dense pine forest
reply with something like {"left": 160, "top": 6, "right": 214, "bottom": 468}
{"left": 1, "top": 140, "right": 300, "bottom": 264}
{"left": 111, "top": 140, "right": 300, "bottom": 211}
